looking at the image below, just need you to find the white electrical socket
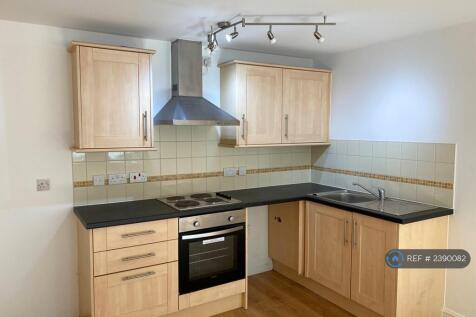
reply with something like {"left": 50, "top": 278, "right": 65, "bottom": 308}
{"left": 129, "top": 172, "right": 147, "bottom": 183}
{"left": 36, "top": 179, "right": 50, "bottom": 191}
{"left": 223, "top": 167, "right": 238, "bottom": 177}
{"left": 93, "top": 175, "right": 105, "bottom": 186}
{"left": 108, "top": 174, "right": 127, "bottom": 185}
{"left": 238, "top": 166, "right": 247, "bottom": 176}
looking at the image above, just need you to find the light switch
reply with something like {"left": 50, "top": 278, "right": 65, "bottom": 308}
{"left": 238, "top": 166, "right": 247, "bottom": 176}
{"left": 130, "top": 172, "right": 147, "bottom": 183}
{"left": 223, "top": 167, "right": 238, "bottom": 177}
{"left": 93, "top": 175, "right": 105, "bottom": 186}
{"left": 109, "top": 174, "right": 127, "bottom": 185}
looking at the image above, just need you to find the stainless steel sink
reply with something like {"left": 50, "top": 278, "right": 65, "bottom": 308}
{"left": 312, "top": 189, "right": 441, "bottom": 216}
{"left": 313, "top": 190, "right": 378, "bottom": 204}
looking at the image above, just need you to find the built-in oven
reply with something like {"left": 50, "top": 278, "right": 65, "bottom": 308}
{"left": 179, "top": 209, "right": 246, "bottom": 294}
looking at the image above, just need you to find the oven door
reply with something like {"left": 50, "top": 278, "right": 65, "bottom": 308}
{"left": 179, "top": 224, "right": 246, "bottom": 294}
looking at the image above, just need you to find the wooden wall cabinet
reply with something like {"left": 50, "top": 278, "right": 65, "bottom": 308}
{"left": 219, "top": 61, "right": 331, "bottom": 147}
{"left": 271, "top": 201, "right": 448, "bottom": 317}
{"left": 70, "top": 42, "right": 155, "bottom": 152}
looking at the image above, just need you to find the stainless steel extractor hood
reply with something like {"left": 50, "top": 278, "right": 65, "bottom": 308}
{"left": 154, "top": 40, "right": 239, "bottom": 126}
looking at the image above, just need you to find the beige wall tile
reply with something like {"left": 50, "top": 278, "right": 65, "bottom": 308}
{"left": 176, "top": 142, "right": 192, "bottom": 158}
{"left": 87, "top": 186, "right": 107, "bottom": 204}
{"left": 72, "top": 152, "right": 86, "bottom": 162}
{"left": 235, "top": 176, "right": 247, "bottom": 190}
{"left": 125, "top": 152, "right": 143, "bottom": 160}
{"left": 357, "top": 156, "right": 372, "bottom": 173}
{"left": 192, "top": 157, "right": 207, "bottom": 173}
{"left": 416, "top": 161, "right": 435, "bottom": 180}
{"left": 177, "top": 180, "right": 192, "bottom": 195}
{"left": 385, "top": 180, "right": 400, "bottom": 198}
{"left": 73, "top": 188, "right": 88, "bottom": 206}
{"left": 221, "top": 156, "right": 235, "bottom": 169}
{"left": 206, "top": 177, "right": 221, "bottom": 192}
{"left": 258, "top": 173, "right": 271, "bottom": 187}
{"left": 327, "top": 141, "right": 338, "bottom": 154}
{"left": 87, "top": 162, "right": 106, "bottom": 179}
{"left": 401, "top": 142, "right": 418, "bottom": 160}
{"left": 86, "top": 152, "right": 106, "bottom": 162}
{"left": 192, "top": 179, "right": 207, "bottom": 193}
{"left": 177, "top": 158, "right": 192, "bottom": 174}
{"left": 176, "top": 126, "right": 191, "bottom": 141}
{"left": 416, "top": 185, "right": 435, "bottom": 205}
{"left": 435, "top": 163, "right": 455, "bottom": 182}
{"left": 359, "top": 141, "right": 373, "bottom": 156}
{"left": 246, "top": 174, "right": 259, "bottom": 188}
{"left": 192, "top": 126, "right": 208, "bottom": 141}
{"left": 206, "top": 142, "right": 220, "bottom": 156}
{"left": 107, "top": 161, "right": 126, "bottom": 175}
{"left": 158, "top": 126, "right": 176, "bottom": 141}
{"left": 143, "top": 159, "right": 161, "bottom": 175}
{"left": 336, "top": 140, "right": 347, "bottom": 154}
{"left": 107, "top": 184, "right": 126, "bottom": 203}
{"left": 386, "top": 142, "right": 402, "bottom": 159}
{"left": 161, "top": 180, "right": 177, "bottom": 196}
{"left": 126, "top": 185, "right": 143, "bottom": 200}
{"left": 144, "top": 182, "right": 161, "bottom": 199}
{"left": 399, "top": 183, "right": 417, "bottom": 201}
{"left": 417, "top": 143, "right": 435, "bottom": 162}
{"left": 207, "top": 157, "right": 220, "bottom": 172}
{"left": 258, "top": 155, "right": 270, "bottom": 169}
{"left": 192, "top": 141, "right": 207, "bottom": 157}
{"left": 107, "top": 152, "right": 124, "bottom": 161}
{"left": 401, "top": 160, "right": 417, "bottom": 178}
{"left": 372, "top": 141, "right": 386, "bottom": 158}
{"left": 335, "top": 154, "right": 348, "bottom": 170}
{"left": 207, "top": 126, "right": 220, "bottom": 141}
{"left": 347, "top": 141, "right": 360, "bottom": 156}
{"left": 73, "top": 163, "right": 87, "bottom": 181}
{"left": 434, "top": 188, "right": 453, "bottom": 208}
{"left": 161, "top": 159, "right": 177, "bottom": 175}
{"left": 160, "top": 142, "right": 177, "bottom": 159}
{"left": 221, "top": 176, "right": 235, "bottom": 190}
{"left": 125, "top": 160, "right": 143, "bottom": 173}
{"left": 435, "top": 144, "right": 456, "bottom": 163}
{"left": 386, "top": 159, "right": 401, "bottom": 177}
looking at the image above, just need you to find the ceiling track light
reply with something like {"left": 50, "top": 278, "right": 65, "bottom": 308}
{"left": 207, "top": 15, "right": 336, "bottom": 48}
{"left": 226, "top": 25, "right": 239, "bottom": 42}
{"left": 313, "top": 25, "right": 325, "bottom": 43}
{"left": 267, "top": 25, "right": 276, "bottom": 44}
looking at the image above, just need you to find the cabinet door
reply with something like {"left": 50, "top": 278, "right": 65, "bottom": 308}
{"left": 237, "top": 65, "right": 283, "bottom": 145}
{"left": 305, "top": 202, "right": 352, "bottom": 298}
{"left": 268, "top": 202, "right": 304, "bottom": 274}
{"left": 282, "top": 69, "right": 330, "bottom": 143}
{"left": 94, "top": 262, "right": 178, "bottom": 317}
{"left": 351, "top": 213, "right": 398, "bottom": 316}
{"left": 79, "top": 47, "right": 152, "bottom": 149}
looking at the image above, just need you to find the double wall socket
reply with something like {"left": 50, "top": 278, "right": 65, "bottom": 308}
{"left": 223, "top": 167, "right": 247, "bottom": 177}
{"left": 109, "top": 174, "right": 127, "bottom": 185}
{"left": 130, "top": 172, "right": 147, "bottom": 183}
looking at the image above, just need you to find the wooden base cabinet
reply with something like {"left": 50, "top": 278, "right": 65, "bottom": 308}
{"left": 270, "top": 201, "right": 448, "bottom": 317}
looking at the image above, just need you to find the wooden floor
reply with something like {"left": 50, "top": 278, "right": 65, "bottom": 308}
{"left": 215, "top": 271, "right": 355, "bottom": 317}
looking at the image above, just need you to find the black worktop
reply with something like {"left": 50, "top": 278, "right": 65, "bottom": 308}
{"left": 74, "top": 183, "right": 453, "bottom": 229}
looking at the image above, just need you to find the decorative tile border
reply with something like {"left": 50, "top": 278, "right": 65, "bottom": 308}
{"left": 312, "top": 166, "right": 453, "bottom": 189}
{"left": 73, "top": 165, "right": 312, "bottom": 188}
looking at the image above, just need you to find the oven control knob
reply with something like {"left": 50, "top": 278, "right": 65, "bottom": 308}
{"left": 193, "top": 221, "right": 200, "bottom": 227}
{"left": 228, "top": 216, "right": 235, "bottom": 222}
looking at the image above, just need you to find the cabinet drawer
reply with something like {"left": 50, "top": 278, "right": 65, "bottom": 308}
{"left": 94, "top": 240, "right": 178, "bottom": 276}
{"left": 94, "top": 262, "right": 178, "bottom": 317}
{"left": 93, "top": 218, "right": 178, "bottom": 251}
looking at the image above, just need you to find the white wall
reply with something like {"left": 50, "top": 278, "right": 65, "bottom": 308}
{"left": 315, "top": 21, "right": 476, "bottom": 316}
{"left": 0, "top": 19, "right": 313, "bottom": 317}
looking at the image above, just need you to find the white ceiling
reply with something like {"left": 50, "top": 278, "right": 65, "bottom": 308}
{"left": 1, "top": 0, "right": 476, "bottom": 57}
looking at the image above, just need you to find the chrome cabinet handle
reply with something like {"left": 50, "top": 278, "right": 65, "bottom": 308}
{"left": 121, "top": 271, "right": 155, "bottom": 281}
{"left": 122, "top": 252, "right": 156, "bottom": 262}
{"left": 284, "top": 114, "right": 289, "bottom": 138}
{"left": 344, "top": 220, "right": 349, "bottom": 246}
{"left": 241, "top": 114, "right": 246, "bottom": 140}
{"left": 143, "top": 111, "right": 148, "bottom": 141}
{"left": 353, "top": 221, "right": 357, "bottom": 248}
{"left": 121, "top": 230, "right": 156, "bottom": 239}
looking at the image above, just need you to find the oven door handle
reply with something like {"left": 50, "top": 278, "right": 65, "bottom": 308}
{"left": 181, "top": 225, "right": 244, "bottom": 240}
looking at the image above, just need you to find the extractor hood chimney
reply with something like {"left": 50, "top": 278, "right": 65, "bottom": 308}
{"left": 154, "top": 40, "right": 239, "bottom": 126}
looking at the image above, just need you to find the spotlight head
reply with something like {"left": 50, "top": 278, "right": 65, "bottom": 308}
{"left": 226, "top": 26, "right": 239, "bottom": 42}
{"left": 314, "top": 25, "right": 325, "bottom": 43}
{"left": 267, "top": 25, "right": 276, "bottom": 44}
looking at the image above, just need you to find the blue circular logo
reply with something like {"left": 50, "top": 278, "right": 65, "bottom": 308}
{"left": 386, "top": 250, "right": 404, "bottom": 268}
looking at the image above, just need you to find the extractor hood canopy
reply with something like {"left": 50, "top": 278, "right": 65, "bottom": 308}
{"left": 154, "top": 39, "right": 239, "bottom": 126}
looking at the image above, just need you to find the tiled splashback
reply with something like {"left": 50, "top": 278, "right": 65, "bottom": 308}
{"left": 311, "top": 140, "right": 455, "bottom": 208}
{"left": 72, "top": 126, "right": 312, "bottom": 206}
